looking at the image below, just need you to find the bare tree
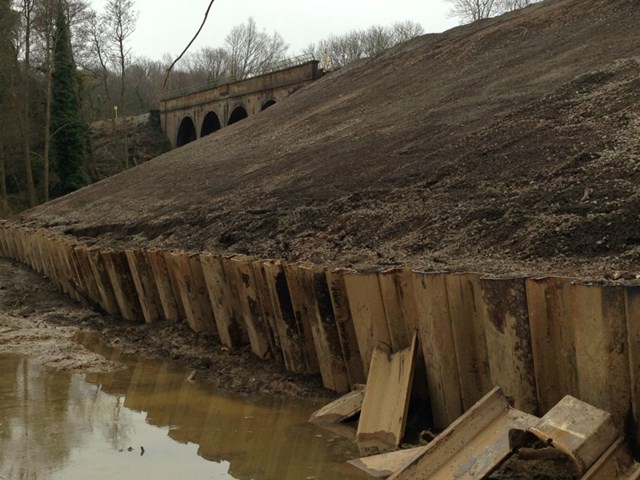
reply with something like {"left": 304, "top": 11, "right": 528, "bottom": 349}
{"left": 447, "top": 0, "right": 539, "bottom": 23}
{"left": 102, "top": 0, "right": 137, "bottom": 168}
{"left": 389, "top": 20, "right": 425, "bottom": 44}
{"left": 224, "top": 17, "right": 288, "bottom": 80}
{"left": 186, "top": 46, "right": 229, "bottom": 85}
{"left": 65, "top": 0, "right": 94, "bottom": 67}
{"left": 499, "top": 0, "right": 537, "bottom": 11}
{"left": 362, "top": 26, "right": 391, "bottom": 57}
{"left": 312, "top": 31, "right": 366, "bottom": 69}
{"left": 33, "top": 0, "right": 57, "bottom": 201}
{"left": 87, "top": 11, "right": 112, "bottom": 107}
{"left": 307, "top": 21, "right": 424, "bottom": 69}
{"left": 16, "top": 0, "right": 38, "bottom": 207}
{"left": 446, "top": 0, "right": 499, "bottom": 23}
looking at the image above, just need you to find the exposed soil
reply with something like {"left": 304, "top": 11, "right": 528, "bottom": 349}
{"left": 488, "top": 453, "right": 577, "bottom": 480}
{"left": 13, "top": 0, "right": 640, "bottom": 283}
{"left": 88, "top": 111, "right": 171, "bottom": 182}
{"left": 3, "top": 1, "right": 639, "bottom": 476}
{"left": 0, "top": 258, "right": 327, "bottom": 399}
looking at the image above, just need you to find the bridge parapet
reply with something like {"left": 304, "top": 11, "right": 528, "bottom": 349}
{"left": 160, "top": 60, "right": 322, "bottom": 149}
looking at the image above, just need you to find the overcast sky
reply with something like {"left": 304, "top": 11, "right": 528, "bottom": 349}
{"left": 88, "top": 0, "right": 458, "bottom": 61}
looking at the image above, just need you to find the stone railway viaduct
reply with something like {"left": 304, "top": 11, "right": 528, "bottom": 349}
{"left": 160, "top": 60, "right": 322, "bottom": 149}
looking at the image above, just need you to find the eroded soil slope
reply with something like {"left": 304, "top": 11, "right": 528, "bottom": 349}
{"left": 20, "top": 0, "right": 640, "bottom": 279}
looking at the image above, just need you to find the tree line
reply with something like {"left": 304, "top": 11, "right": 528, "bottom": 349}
{"left": 446, "top": 0, "right": 541, "bottom": 23}
{"left": 0, "top": 0, "right": 534, "bottom": 214}
{"left": 0, "top": 0, "right": 428, "bottom": 214}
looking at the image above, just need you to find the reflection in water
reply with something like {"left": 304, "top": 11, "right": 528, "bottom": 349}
{"left": 0, "top": 336, "right": 366, "bottom": 480}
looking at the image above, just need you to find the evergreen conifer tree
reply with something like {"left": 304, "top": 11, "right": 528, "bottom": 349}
{"left": 0, "top": 0, "right": 18, "bottom": 213}
{"left": 51, "top": 1, "right": 88, "bottom": 196}
{"left": 0, "top": 0, "right": 17, "bottom": 107}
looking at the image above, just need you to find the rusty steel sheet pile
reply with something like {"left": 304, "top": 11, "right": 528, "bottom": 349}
{"left": 2, "top": 222, "right": 640, "bottom": 475}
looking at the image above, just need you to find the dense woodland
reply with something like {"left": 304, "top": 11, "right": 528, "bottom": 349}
{"left": 0, "top": 0, "right": 536, "bottom": 214}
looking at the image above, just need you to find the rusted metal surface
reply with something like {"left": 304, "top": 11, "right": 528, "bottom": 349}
{"left": 343, "top": 271, "right": 391, "bottom": 378}
{"left": 85, "top": 246, "right": 119, "bottom": 315}
{"left": 570, "top": 283, "right": 630, "bottom": 432}
{"left": 5, "top": 224, "right": 640, "bottom": 454}
{"left": 582, "top": 438, "right": 640, "bottom": 479}
{"left": 262, "top": 260, "right": 307, "bottom": 373}
{"left": 74, "top": 244, "right": 102, "bottom": 305}
{"left": 229, "top": 255, "right": 271, "bottom": 359}
{"left": 523, "top": 395, "right": 619, "bottom": 475}
{"left": 146, "top": 248, "right": 180, "bottom": 322}
{"left": 412, "top": 271, "right": 463, "bottom": 429}
{"left": 187, "top": 253, "right": 218, "bottom": 333}
{"left": 284, "top": 263, "right": 320, "bottom": 373}
{"left": 165, "top": 251, "right": 209, "bottom": 332}
{"left": 125, "top": 248, "right": 161, "bottom": 323}
{"left": 101, "top": 248, "right": 143, "bottom": 321}
{"left": 356, "top": 333, "right": 417, "bottom": 455}
{"left": 348, "top": 446, "right": 428, "bottom": 479}
{"left": 445, "top": 272, "right": 493, "bottom": 411}
{"left": 478, "top": 276, "right": 538, "bottom": 415}
{"left": 625, "top": 284, "right": 640, "bottom": 446}
{"left": 299, "top": 264, "right": 350, "bottom": 393}
{"left": 391, "top": 387, "right": 538, "bottom": 480}
{"left": 199, "top": 253, "right": 245, "bottom": 347}
{"left": 377, "top": 268, "right": 417, "bottom": 351}
{"left": 219, "top": 255, "right": 250, "bottom": 344}
{"left": 162, "top": 250, "right": 188, "bottom": 320}
{"left": 525, "top": 276, "right": 577, "bottom": 414}
{"left": 251, "top": 259, "right": 284, "bottom": 364}
{"left": 326, "top": 268, "right": 367, "bottom": 388}
{"left": 309, "top": 386, "right": 365, "bottom": 424}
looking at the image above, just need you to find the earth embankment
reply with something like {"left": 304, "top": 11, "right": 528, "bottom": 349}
{"left": 19, "top": 0, "right": 640, "bottom": 280}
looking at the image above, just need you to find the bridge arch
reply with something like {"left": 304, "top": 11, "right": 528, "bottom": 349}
{"left": 228, "top": 105, "right": 248, "bottom": 126}
{"left": 261, "top": 99, "right": 276, "bottom": 111}
{"left": 177, "top": 116, "right": 197, "bottom": 147}
{"left": 201, "top": 111, "right": 221, "bottom": 137}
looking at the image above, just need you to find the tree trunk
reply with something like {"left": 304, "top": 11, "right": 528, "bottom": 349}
{"left": 0, "top": 142, "right": 9, "bottom": 216}
{"left": 22, "top": 1, "right": 37, "bottom": 208}
{"left": 119, "top": 41, "right": 128, "bottom": 169}
{"left": 43, "top": 34, "right": 53, "bottom": 203}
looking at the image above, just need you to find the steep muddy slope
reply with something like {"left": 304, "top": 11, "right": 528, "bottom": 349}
{"left": 21, "top": 0, "right": 640, "bottom": 278}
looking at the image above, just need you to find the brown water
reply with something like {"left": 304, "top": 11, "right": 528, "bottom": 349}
{"left": 0, "top": 336, "right": 368, "bottom": 480}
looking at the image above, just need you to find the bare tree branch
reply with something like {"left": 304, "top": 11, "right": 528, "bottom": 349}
{"left": 163, "top": 0, "right": 215, "bottom": 88}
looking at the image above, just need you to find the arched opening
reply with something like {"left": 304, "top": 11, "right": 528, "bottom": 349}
{"left": 176, "top": 116, "right": 197, "bottom": 147}
{"left": 228, "top": 106, "right": 248, "bottom": 126}
{"left": 261, "top": 99, "right": 276, "bottom": 111}
{"left": 201, "top": 111, "right": 221, "bottom": 137}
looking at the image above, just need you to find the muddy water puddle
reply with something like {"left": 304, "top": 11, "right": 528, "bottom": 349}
{"left": 0, "top": 334, "right": 367, "bottom": 480}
